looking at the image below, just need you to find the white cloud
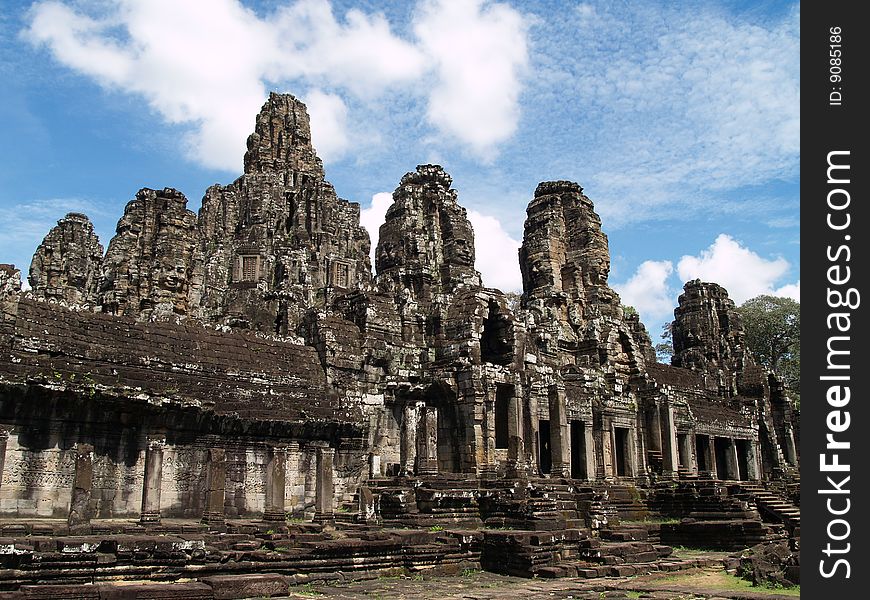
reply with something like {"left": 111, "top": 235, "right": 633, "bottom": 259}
{"left": 360, "top": 192, "right": 393, "bottom": 266}
{"left": 23, "top": 0, "right": 529, "bottom": 171}
{"left": 414, "top": 0, "right": 529, "bottom": 159}
{"left": 534, "top": 3, "right": 800, "bottom": 226}
{"left": 305, "top": 89, "right": 350, "bottom": 162}
{"left": 774, "top": 280, "right": 800, "bottom": 302}
{"left": 612, "top": 260, "right": 675, "bottom": 326}
{"left": 676, "top": 234, "right": 797, "bottom": 304}
{"left": 468, "top": 210, "right": 522, "bottom": 292}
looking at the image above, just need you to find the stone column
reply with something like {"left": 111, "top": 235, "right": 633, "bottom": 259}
{"left": 745, "top": 440, "right": 761, "bottom": 481}
{"left": 0, "top": 428, "right": 8, "bottom": 492}
{"left": 601, "top": 417, "right": 614, "bottom": 478}
{"left": 583, "top": 422, "right": 596, "bottom": 481}
{"left": 201, "top": 447, "right": 226, "bottom": 527}
{"left": 625, "top": 427, "right": 638, "bottom": 477}
{"left": 647, "top": 403, "right": 662, "bottom": 452}
{"left": 659, "top": 402, "right": 679, "bottom": 479}
{"left": 415, "top": 405, "right": 439, "bottom": 475}
{"left": 400, "top": 402, "right": 420, "bottom": 476}
{"left": 725, "top": 438, "right": 741, "bottom": 480}
{"left": 285, "top": 441, "right": 302, "bottom": 513}
{"left": 68, "top": 443, "right": 94, "bottom": 530}
{"left": 679, "top": 434, "right": 696, "bottom": 475}
{"left": 313, "top": 443, "right": 335, "bottom": 524}
{"left": 264, "top": 446, "right": 287, "bottom": 522}
{"left": 548, "top": 386, "right": 570, "bottom": 477}
{"left": 783, "top": 426, "right": 798, "bottom": 466}
{"left": 705, "top": 437, "right": 718, "bottom": 479}
{"left": 506, "top": 387, "right": 526, "bottom": 477}
{"left": 140, "top": 435, "right": 165, "bottom": 524}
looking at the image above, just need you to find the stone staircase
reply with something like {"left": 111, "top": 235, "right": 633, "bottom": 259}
{"left": 737, "top": 482, "right": 801, "bottom": 533}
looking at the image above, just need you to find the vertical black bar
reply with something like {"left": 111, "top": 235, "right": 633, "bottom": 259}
{"left": 802, "top": 1, "right": 868, "bottom": 596}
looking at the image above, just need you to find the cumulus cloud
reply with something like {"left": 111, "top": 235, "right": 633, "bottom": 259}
{"left": 414, "top": 0, "right": 529, "bottom": 159}
{"left": 676, "top": 234, "right": 797, "bottom": 304}
{"left": 23, "top": 0, "right": 529, "bottom": 171}
{"left": 532, "top": 2, "right": 800, "bottom": 226}
{"left": 612, "top": 260, "right": 674, "bottom": 326}
{"left": 468, "top": 210, "right": 522, "bottom": 292}
{"left": 304, "top": 89, "right": 350, "bottom": 162}
{"left": 359, "top": 192, "right": 393, "bottom": 266}
{"left": 773, "top": 280, "right": 800, "bottom": 302}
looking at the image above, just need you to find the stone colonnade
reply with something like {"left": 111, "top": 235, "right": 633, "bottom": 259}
{"left": 63, "top": 436, "right": 336, "bottom": 529}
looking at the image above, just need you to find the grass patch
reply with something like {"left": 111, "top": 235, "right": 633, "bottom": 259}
{"left": 669, "top": 545, "right": 724, "bottom": 555}
{"left": 428, "top": 525, "right": 444, "bottom": 532}
{"left": 621, "top": 516, "right": 681, "bottom": 525}
{"left": 291, "top": 583, "right": 323, "bottom": 597}
{"left": 649, "top": 569, "right": 800, "bottom": 597}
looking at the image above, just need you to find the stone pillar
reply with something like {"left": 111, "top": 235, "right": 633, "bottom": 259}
{"left": 313, "top": 443, "right": 335, "bottom": 524}
{"left": 400, "top": 402, "right": 420, "bottom": 476}
{"left": 679, "top": 434, "right": 696, "bottom": 475}
{"left": 285, "top": 441, "right": 302, "bottom": 512}
{"left": 358, "top": 485, "right": 377, "bottom": 524}
{"left": 506, "top": 387, "right": 526, "bottom": 477}
{"left": 68, "top": 443, "right": 94, "bottom": 530}
{"left": 625, "top": 427, "right": 638, "bottom": 477}
{"left": 705, "top": 437, "right": 718, "bottom": 479}
{"left": 140, "top": 435, "right": 165, "bottom": 524}
{"left": 369, "top": 453, "right": 381, "bottom": 479}
{"left": 659, "top": 403, "right": 679, "bottom": 479}
{"left": 783, "top": 426, "right": 798, "bottom": 466}
{"left": 264, "top": 446, "right": 287, "bottom": 522}
{"left": 647, "top": 402, "right": 662, "bottom": 452}
{"left": 0, "top": 428, "right": 8, "bottom": 492}
{"left": 583, "top": 422, "right": 596, "bottom": 481}
{"left": 745, "top": 440, "right": 761, "bottom": 481}
{"left": 548, "top": 387, "right": 570, "bottom": 477}
{"left": 725, "top": 438, "right": 740, "bottom": 480}
{"left": 201, "top": 447, "right": 226, "bottom": 527}
{"left": 415, "top": 405, "right": 439, "bottom": 475}
{"left": 601, "top": 417, "right": 615, "bottom": 478}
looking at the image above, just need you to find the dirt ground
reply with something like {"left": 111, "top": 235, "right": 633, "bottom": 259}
{"left": 275, "top": 566, "right": 800, "bottom": 600}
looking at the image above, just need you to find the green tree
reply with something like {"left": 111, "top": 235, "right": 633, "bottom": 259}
{"left": 736, "top": 295, "right": 800, "bottom": 403}
{"left": 655, "top": 321, "right": 673, "bottom": 363}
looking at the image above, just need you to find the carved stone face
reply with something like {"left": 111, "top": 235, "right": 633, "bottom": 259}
{"left": 449, "top": 237, "right": 474, "bottom": 267}
{"left": 157, "top": 261, "right": 187, "bottom": 297}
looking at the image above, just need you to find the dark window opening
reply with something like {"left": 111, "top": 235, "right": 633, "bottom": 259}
{"left": 538, "top": 420, "right": 551, "bottom": 474}
{"left": 494, "top": 385, "right": 511, "bottom": 449}
{"left": 614, "top": 427, "right": 629, "bottom": 476}
{"left": 481, "top": 300, "right": 513, "bottom": 365}
{"left": 714, "top": 437, "right": 731, "bottom": 480}
{"left": 570, "top": 420, "right": 586, "bottom": 479}
{"left": 426, "top": 316, "right": 442, "bottom": 337}
{"left": 736, "top": 439, "right": 750, "bottom": 481}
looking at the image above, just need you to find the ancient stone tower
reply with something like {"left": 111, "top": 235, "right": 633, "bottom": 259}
{"left": 1, "top": 93, "right": 798, "bottom": 536}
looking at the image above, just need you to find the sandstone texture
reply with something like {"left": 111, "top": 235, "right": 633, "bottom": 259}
{"left": 0, "top": 92, "right": 799, "bottom": 593}
{"left": 28, "top": 212, "right": 103, "bottom": 305}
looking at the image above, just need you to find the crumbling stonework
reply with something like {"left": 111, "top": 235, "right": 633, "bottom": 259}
{"left": 197, "top": 93, "right": 371, "bottom": 334}
{"left": 0, "top": 93, "right": 799, "bottom": 592}
{"left": 28, "top": 212, "right": 103, "bottom": 305}
{"left": 100, "top": 188, "right": 202, "bottom": 319}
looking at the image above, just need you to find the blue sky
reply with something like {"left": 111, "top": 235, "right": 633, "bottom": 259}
{"left": 0, "top": 0, "right": 799, "bottom": 331}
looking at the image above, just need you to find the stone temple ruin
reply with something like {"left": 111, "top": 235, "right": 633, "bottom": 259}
{"left": 0, "top": 93, "right": 800, "bottom": 597}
